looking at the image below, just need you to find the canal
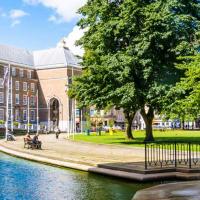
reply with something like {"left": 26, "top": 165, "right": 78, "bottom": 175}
{"left": 0, "top": 152, "right": 155, "bottom": 200}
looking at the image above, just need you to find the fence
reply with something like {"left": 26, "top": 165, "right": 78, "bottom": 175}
{"left": 145, "top": 141, "right": 200, "bottom": 170}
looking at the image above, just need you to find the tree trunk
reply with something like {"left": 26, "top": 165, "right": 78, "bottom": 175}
{"left": 140, "top": 106, "right": 154, "bottom": 142}
{"left": 124, "top": 112, "right": 135, "bottom": 140}
{"left": 181, "top": 119, "right": 185, "bottom": 130}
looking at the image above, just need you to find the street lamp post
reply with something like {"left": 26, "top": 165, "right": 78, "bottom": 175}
{"left": 5, "top": 64, "right": 10, "bottom": 141}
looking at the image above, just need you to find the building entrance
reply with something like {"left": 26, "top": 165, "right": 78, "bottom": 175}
{"left": 50, "top": 98, "right": 59, "bottom": 128}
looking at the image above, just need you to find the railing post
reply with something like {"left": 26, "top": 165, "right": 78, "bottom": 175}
{"left": 145, "top": 142, "right": 147, "bottom": 170}
{"left": 189, "top": 142, "right": 192, "bottom": 169}
{"left": 175, "top": 142, "right": 177, "bottom": 168}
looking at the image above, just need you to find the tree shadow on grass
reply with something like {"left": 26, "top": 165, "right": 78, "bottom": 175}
{"left": 110, "top": 136, "right": 200, "bottom": 146}
{"left": 107, "top": 137, "right": 145, "bottom": 145}
{"left": 152, "top": 137, "right": 200, "bottom": 143}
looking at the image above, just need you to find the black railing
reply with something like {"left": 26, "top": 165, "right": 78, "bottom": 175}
{"left": 144, "top": 141, "right": 200, "bottom": 170}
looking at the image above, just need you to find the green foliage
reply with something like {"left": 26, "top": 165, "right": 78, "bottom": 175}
{"left": 0, "top": 120, "right": 4, "bottom": 125}
{"left": 108, "top": 119, "right": 115, "bottom": 128}
{"left": 85, "top": 113, "right": 91, "bottom": 130}
{"left": 13, "top": 121, "right": 19, "bottom": 127}
{"left": 69, "top": 0, "right": 200, "bottom": 140}
{"left": 28, "top": 123, "right": 32, "bottom": 127}
{"left": 164, "top": 55, "right": 200, "bottom": 121}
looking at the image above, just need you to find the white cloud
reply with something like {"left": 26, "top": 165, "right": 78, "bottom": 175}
{"left": 23, "top": 0, "right": 86, "bottom": 22}
{"left": 48, "top": 15, "right": 57, "bottom": 22}
{"left": 9, "top": 9, "right": 28, "bottom": 19}
{"left": 57, "top": 26, "right": 85, "bottom": 56}
{"left": 9, "top": 9, "right": 29, "bottom": 27}
{"left": 11, "top": 20, "right": 21, "bottom": 27}
{"left": 48, "top": 15, "right": 62, "bottom": 24}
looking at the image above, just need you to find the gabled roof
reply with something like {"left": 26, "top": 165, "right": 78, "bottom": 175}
{"left": 0, "top": 44, "right": 81, "bottom": 69}
{"left": 0, "top": 44, "right": 34, "bottom": 67}
{"left": 33, "top": 47, "right": 81, "bottom": 69}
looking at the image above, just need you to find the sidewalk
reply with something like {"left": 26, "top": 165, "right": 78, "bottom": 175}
{"left": 0, "top": 133, "right": 145, "bottom": 166}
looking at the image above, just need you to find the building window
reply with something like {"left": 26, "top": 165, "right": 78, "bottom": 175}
{"left": 23, "top": 82, "right": 27, "bottom": 91}
{"left": 23, "top": 110, "right": 27, "bottom": 121}
{"left": 30, "top": 110, "right": 35, "bottom": 121}
{"left": 15, "top": 94, "right": 19, "bottom": 104}
{"left": 15, "top": 109, "right": 19, "bottom": 121}
{"left": 20, "top": 69, "right": 24, "bottom": 78}
{"left": 0, "top": 92, "right": 3, "bottom": 103}
{"left": 8, "top": 93, "right": 11, "bottom": 104}
{"left": 8, "top": 109, "right": 11, "bottom": 120}
{"left": 31, "top": 83, "right": 35, "bottom": 92}
{"left": 0, "top": 78, "right": 3, "bottom": 88}
{"left": 0, "top": 109, "right": 4, "bottom": 120}
{"left": 28, "top": 71, "right": 32, "bottom": 79}
{"left": 15, "top": 81, "right": 19, "bottom": 90}
{"left": 30, "top": 96, "right": 35, "bottom": 106}
{"left": 23, "top": 95, "right": 27, "bottom": 105}
{"left": 12, "top": 67, "right": 16, "bottom": 76}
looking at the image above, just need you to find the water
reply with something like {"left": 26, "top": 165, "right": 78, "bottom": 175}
{"left": 0, "top": 153, "right": 155, "bottom": 200}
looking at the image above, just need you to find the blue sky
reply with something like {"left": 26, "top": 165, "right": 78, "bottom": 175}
{"left": 0, "top": 0, "right": 85, "bottom": 55}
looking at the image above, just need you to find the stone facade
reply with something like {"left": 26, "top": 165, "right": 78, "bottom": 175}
{"left": 37, "top": 67, "right": 81, "bottom": 131}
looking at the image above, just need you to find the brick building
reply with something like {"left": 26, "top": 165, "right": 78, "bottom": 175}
{"left": 0, "top": 44, "right": 81, "bottom": 132}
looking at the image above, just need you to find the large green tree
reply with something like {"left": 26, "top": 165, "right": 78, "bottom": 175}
{"left": 70, "top": 0, "right": 200, "bottom": 141}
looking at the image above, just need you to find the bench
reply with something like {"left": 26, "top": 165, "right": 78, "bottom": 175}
{"left": 24, "top": 138, "right": 40, "bottom": 149}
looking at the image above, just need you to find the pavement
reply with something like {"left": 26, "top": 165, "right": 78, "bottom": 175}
{"left": 0, "top": 133, "right": 145, "bottom": 166}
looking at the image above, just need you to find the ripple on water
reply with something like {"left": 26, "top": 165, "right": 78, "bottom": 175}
{"left": 0, "top": 153, "right": 154, "bottom": 200}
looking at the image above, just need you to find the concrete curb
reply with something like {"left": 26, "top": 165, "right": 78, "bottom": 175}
{"left": 0, "top": 145, "right": 90, "bottom": 171}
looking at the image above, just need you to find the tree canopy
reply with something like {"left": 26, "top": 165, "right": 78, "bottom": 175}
{"left": 69, "top": 0, "right": 200, "bottom": 141}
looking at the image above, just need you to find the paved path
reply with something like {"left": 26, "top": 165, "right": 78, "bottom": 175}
{"left": 0, "top": 133, "right": 145, "bottom": 166}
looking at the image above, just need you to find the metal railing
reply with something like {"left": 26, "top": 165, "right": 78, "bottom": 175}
{"left": 145, "top": 141, "right": 200, "bottom": 170}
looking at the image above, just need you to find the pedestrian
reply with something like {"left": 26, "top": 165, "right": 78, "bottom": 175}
{"left": 54, "top": 126, "right": 60, "bottom": 139}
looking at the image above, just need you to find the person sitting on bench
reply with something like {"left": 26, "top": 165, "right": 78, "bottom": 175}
{"left": 32, "top": 133, "right": 42, "bottom": 149}
{"left": 24, "top": 133, "right": 32, "bottom": 142}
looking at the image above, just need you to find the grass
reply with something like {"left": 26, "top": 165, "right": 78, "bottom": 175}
{"left": 72, "top": 129, "right": 200, "bottom": 147}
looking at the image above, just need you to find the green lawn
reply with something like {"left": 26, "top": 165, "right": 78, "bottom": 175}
{"left": 72, "top": 130, "right": 200, "bottom": 147}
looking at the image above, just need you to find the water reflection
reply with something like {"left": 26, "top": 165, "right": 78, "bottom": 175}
{"left": 0, "top": 153, "right": 154, "bottom": 200}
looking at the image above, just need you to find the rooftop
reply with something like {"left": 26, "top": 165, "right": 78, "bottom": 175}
{"left": 0, "top": 44, "right": 81, "bottom": 69}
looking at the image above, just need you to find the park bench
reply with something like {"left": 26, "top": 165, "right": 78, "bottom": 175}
{"left": 24, "top": 138, "right": 40, "bottom": 149}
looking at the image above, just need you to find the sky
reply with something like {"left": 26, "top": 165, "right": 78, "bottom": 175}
{"left": 0, "top": 0, "right": 86, "bottom": 56}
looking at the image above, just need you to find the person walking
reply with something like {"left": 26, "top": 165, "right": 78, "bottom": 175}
{"left": 54, "top": 126, "right": 60, "bottom": 139}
